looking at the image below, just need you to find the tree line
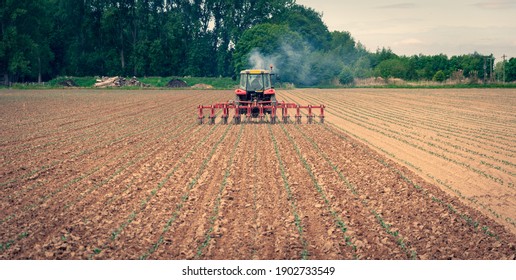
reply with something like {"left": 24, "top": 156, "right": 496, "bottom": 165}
{"left": 1, "top": 0, "right": 515, "bottom": 85}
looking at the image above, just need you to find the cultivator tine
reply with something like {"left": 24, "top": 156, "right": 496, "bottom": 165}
{"left": 319, "top": 105, "right": 325, "bottom": 124}
{"left": 259, "top": 105, "right": 265, "bottom": 123}
{"left": 307, "top": 105, "right": 313, "bottom": 124}
{"left": 197, "top": 105, "right": 205, "bottom": 124}
{"left": 208, "top": 105, "right": 216, "bottom": 125}
{"left": 221, "top": 104, "right": 229, "bottom": 125}
{"left": 295, "top": 105, "right": 302, "bottom": 124}
{"left": 233, "top": 105, "right": 240, "bottom": 124}
{"left": 281, "top": 102, "right": 289, "bottom": 124}
{"left": 246, "top": 104, "right": 252, "bottom": 123}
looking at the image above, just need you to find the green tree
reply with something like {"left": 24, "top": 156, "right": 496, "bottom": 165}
{"left": 308, "top": 51, "right": 343, "bottom": 85}
{"left": 329, "top": 31, "right": 358, "bottom": 65}
{"left": 0, "top": 0, "right": 53, "bottom": 83}
{"left": 506, "top": 58, "right": 516, "bottom": 82}
{"left": 432, "top": 70, "right": 446, "bottom": 82}
{"left": 233, "top": 23, "right": 300, "bottom": 72}
{"left": 353, "top": 56, "right": 373, "bottom": 78}
{"left": 449, "top": 52, "right": 489, "bottom": 79}
{"left": 374, "top": 58, "right": 410, "bottom": 80}
{"left": 410, "top": 54, "right": 449, "bottom": 80}
{"left": 271, "top": 4, "right": 331, "bottom": 50}
{"left": 370, "top": 47, "right": 398, "bottom": 68}
{"left": 338, "top": 66, "right": 354, "bottom": 85}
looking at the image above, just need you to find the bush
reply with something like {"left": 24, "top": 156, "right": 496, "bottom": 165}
{"left": 433, "top": 70, "right": 446, "bottom": 82}
{"left": 338, "top": 67, "right": 354, "bottom": 85}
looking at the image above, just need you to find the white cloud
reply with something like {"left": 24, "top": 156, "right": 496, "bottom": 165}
{"left": 474, "top": 0, "right": 516, "bottom": 9}
{"left": 296, "top": 0, "right": 516, "bottom": 58}
{"left": 395, "top": 38, "right": 424, "bottom": 45}
{"left": 376, "top": 3, "right": 416, "bottom": 9}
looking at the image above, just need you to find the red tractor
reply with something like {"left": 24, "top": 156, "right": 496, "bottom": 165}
{"left": 197, "top": 69, "right": 324, "bottom": 124}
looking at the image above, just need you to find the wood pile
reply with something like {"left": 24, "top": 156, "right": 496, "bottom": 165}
{"left": 94, "top": 76, "right": 150, "bottom": 88}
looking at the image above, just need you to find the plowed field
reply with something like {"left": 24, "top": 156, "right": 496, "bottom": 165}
{"left": 1, "top": 89, "right": 515, "bottom": 260}
{"left": 283, "top": 89, "right": 516, "bottom": 236}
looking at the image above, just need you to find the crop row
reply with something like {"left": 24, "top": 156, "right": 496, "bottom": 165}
{"left": 289, "top": 91, "right": 514, "bottom": 179}
{"left": 285, "top": 89, "right": 515, "bottom": 234}
{"left": 0, "top": 111, "right": 201, "bottom": 255}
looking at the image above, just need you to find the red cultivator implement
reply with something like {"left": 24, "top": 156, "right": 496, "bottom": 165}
{"left": 197, "top": 69, "right": 325, "bottom": 125}
{"left": 197, "top": 101, "right": 325, "bottom": 124}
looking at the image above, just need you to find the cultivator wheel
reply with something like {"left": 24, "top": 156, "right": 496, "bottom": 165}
{"left": 197, "top": 102, "right": 325, "bottom": 125}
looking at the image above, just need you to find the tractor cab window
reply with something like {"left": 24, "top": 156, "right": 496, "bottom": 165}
{"left": 239, "top": 72, "right": 272, "bottom": 91}
{"left": 239, "top": 74, "right": 246, "bottom": 89}
{"left": 247, "top": 74, "right": 263, "bottom": 91}
{"left": 246, "top": 74, "right": 272, "bottom": 91}
{"left": 263, "top": 74, "right": 271, "bottom": 89}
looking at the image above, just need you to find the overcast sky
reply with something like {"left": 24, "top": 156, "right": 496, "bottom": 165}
{"left": 296, "top": 0, "right": 516, "bottom": 61}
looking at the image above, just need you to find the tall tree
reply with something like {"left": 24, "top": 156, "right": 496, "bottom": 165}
{"left": 330, "top": 31, "right": 358, "bottom": 65}
{"left": 0, "top": 0, "right": 53, "bottom": 83}
{"left": 506, "top": 58, "right": 516, "bottom": 82}
{"left": 271, "top": 4, "right": 330, "bottom": 50}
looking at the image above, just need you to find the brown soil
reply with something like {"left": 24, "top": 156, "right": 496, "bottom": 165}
{"left": 281, "top": 88, "right": 516, "bottom": 237}
{"left": 0, "top": 89, "right": 514, "bottom": 260}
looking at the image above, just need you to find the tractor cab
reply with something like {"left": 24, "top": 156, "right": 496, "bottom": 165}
{"left": 240, "top": 70, "right": 273, "bottom": 92}
{"left": 235, "top": 69, "right": 276, "bottom": 105}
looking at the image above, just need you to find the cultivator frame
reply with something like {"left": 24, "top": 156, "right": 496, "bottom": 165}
{"left": 197, "top": 100, "right": 325, "bottom": 124}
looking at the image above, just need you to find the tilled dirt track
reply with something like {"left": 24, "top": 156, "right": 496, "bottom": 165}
{"left": 1, "top": 89, "right": 515, "bottom": 260}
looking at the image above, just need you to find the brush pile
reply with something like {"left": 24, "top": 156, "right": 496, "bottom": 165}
{"left": 57, "top": 79, "right": 78, "bottom": 87}
{"left": 166, "top": 79, "right": 188, "bottom": 88}
{"left": 94, "top": 76, "right": 150, "bottom": 88}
